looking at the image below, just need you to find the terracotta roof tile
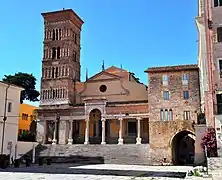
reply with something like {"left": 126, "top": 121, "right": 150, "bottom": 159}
{"left": 145, "top": 64, "right": 198, "bottom": 73}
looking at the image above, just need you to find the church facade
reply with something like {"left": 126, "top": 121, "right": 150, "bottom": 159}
{"left": 36, "top": 9, "right": 203, "bottom": 164}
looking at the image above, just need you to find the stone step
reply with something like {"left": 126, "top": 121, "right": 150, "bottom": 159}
{"left": 36, "top": 144, "right": 152, "bottom": 165}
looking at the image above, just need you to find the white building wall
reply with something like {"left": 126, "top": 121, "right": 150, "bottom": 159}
{"left": 0, "top": 82, "right": 23, "bottom": 158}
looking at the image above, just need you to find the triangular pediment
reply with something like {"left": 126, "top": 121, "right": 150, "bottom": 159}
{"left": 87, "top": 71, "right": 120, "bottom": 82}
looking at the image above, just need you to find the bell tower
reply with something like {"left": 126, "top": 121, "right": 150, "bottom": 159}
{"left": 40, "top": 9, "right": 84, "bottom": 106}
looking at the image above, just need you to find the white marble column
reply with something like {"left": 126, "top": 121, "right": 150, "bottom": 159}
{"left": 118, "top": 117, "right": 124, "bottom": 145}
{"left": 52, "top": 120, "right": 57, "bottom": 145}
{"left": 84, "top": 117, "right": 89, "bottom": 144}
{"left": 68, "top": 120, "right": 73, "bottom": 145}
{"left": 101, "top": 117, "right": 106, "bottom": 145}
{"left": 136, "top": 117, "right": 142, "bottom": 144}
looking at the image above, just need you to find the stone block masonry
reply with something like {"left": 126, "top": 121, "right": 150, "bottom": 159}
{"left": 37, "top": 144, "right": 168, "bottom": 165}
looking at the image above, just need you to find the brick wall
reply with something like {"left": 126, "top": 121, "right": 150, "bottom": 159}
{"left": 148, "top": 68, "right": 200, "bottom": 122}
{"left": 146, "top": 65, "right": 201, "bottom": 162}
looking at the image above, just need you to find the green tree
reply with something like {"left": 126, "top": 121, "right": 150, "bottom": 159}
{"left": 2, "top": 72, "right": 40, "bottom": 103}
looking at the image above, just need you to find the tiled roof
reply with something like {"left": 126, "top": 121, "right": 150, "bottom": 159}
{"left": 145, "top": 64, "right": 198, "bottom": 73}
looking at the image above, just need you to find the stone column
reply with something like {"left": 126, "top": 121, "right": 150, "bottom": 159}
{"left": 68, "top": 120, "right": 73, "bottom": 145}
{"left": 118, "top": 117, "right": 124, "bottom": 145}
{"left": 58, "top": 120, "right": 69, "bottom": 145}
{"left": 52, "top": 120, "right": 57, "bottom": 145}
{"left": 136, "top": 117, "right": 142, "bottom": 144}
{"left": 101, "top": 117, "right": 106, "bottom": 145}
{"left": 84, "top": 117, "right": 90, "bottom": 144}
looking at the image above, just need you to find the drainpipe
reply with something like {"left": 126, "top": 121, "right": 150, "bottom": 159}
{"left": 1, "top": 84, "right": 10, "bottom": 154}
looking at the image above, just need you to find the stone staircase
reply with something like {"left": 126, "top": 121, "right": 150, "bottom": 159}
{"left": 36, "top": 144, "right": 152, "bottom": 165}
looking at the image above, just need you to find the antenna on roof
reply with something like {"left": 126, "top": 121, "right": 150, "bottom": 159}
{"left": 102, "top": 60, "right": 105, "bottom": 71}
{"left": 86, "top": 68, "right": 88, "bottom": 81}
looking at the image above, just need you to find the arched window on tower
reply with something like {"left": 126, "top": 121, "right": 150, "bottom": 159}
{"left": 52, "top": 29, "right": 55, "bottom": 40}
{"left": 165, "top": 109, "right": 168, "bottom": 121}
{"left": 160, "top": 109, "right": 164, "bottom": 120}
{"left": 52, "top": 47, "right": 56, "bottom": 59}
{"left": 169, "top": 109, "right": 173, "bottom": 120}
{"left": 52, "top": 67, "right": 55, "bottom": 78}
{"left": 59, "top": 29, "right": 62, "bottom": 40}
{"left": 55, "top": 67, "right": 59, "bottom": 78}
{"left": 53, "top": 89, "right": 56, "bottom": 99}
{"left": 74, "top": 33, "right": 77, "bottom": 44}
{"left": 57, "top": 47, "right": 60, "bottom": 59}
{"left": 55, "top": 29, "right": 58, "bottom": 40}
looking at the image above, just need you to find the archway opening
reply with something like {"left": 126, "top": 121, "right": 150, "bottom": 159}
{"left": 89, "top": 109, "right": 102, "bottom": 144}
{"left": 172, "top": 131, "right": 195, "bottom": 165}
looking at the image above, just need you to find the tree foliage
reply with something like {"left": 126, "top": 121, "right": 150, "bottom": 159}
{"left": 201, "top": 127, "right": 218, "bottom": 157}
{"left": 2, "top": 72, "right": 40, "bottom": 103}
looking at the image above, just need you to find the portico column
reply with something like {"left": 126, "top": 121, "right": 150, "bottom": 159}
{"left": 52, "top": 120, "right": 57, "bottom": 145}
{"left": 84, "top": 117, "right": 89, "bottom": 144}
{"left": 118, "top": 117, "right": 124, "bottom": 145}
{"left": 136, "top": 117, "right": 142, "bottom": 144}
{"left": 68, "top": 120, "right": 73, "bottom": 145}
{"left": 101, "top": 117, "right": 106, "bottom": 145}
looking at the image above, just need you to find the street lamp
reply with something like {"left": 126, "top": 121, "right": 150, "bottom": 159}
{"left": 1, "top": 84, "right": 10, "bottom": 155}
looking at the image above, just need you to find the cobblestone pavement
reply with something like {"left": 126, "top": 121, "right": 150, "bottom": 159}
{"left": 0, "top": 164, "right": 194, "bottom": 180}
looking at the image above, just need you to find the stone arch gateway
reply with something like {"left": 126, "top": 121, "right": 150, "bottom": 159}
{"left": 171, "top": 130, "right": 195, "bottom": 165}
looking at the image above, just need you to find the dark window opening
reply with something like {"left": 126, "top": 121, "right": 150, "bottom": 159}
{"left": 55, "top": 89, "right": 58, "bottom": 98}
{"left": 57, "top": 47, "right": 60, "bottom": 59}
{"left": 52, "top": 29, "right": 55, "bottom": 40}
{"left": 73, "top": 52, "right": 77, "bottom": 61}
{"left": 128, "top": 121, "right": 137, "bottom": 136}
{"left": 59, "top": 29, "right": 62, "bottom": 40}
{"left": 53, "top": 90, "right": 55, "bottom": 99}
{"left": 52, "top": 68, "right": 55, "bottom": 78}
{"left": 22, "top": 113, "right": 28, "bottom": 120}
{"left": 7, "top": 102, "right": 12, "bottom": 112}
{"left": 219, "top": 60, "right": 222, "bottom": 78}
{"left": 217, "top": 94, "right": 222, "bottom": 114}
{"left": 55, "top": 67, "right": 59, "bottom": 78}
{"left": 75, "top": 34, "right": 77, "bottom": 44}
{"left": 52, "top": 47, "right": 56, "bottom": 59}
{"left": 183, "top": 90, "right": 189, "bottom": 99}
{"left": 217, "top": 27, "right": 222, "bottom": 42}
{"left": 55, "top": 29, "right": 58, "bottom": 40}
{"left": 214, "top": 0, "right": 222, "bottom": 7}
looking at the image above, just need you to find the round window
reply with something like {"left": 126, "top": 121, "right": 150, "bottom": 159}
{"left": 99, "top": 85, "right": 107, "bottom": 92}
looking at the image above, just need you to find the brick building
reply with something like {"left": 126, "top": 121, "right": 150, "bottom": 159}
{"left": 36, "top": 9, "right": 201, "bottom": 165}
{"left": 145, "top": 65, "right": 201, "bottom": 164}
{"left": 196, "top": 0, "right": 222, "bottom": 156}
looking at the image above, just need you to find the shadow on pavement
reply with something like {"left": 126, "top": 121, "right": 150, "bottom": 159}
{"left": 0, "top": 164, "right": 187, "bottom": 178}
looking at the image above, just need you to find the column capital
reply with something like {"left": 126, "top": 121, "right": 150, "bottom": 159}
{"left": 69, "top": 119, "right": 73, "bottom": 123}
{"left": 118, "top": 117, "right": 123, "bottom": 121}
{"left": 136, "top": 117, "right": 142, "bottom": 121}
{"left": 101, "top": 117, "right": 106, "bottom": 122}
{"left": 85, "top": 115, "right": 89, "bottom": 122}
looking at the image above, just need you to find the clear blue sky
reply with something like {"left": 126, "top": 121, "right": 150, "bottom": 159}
{"left": 0, "top": 0, "right": 198, "bottom": 106}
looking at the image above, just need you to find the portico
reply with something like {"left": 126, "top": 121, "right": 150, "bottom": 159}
{"left": 44, "top": 112, "right": 149, "bottom": 145}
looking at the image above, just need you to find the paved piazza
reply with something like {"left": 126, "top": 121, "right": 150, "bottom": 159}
{"left": 0, "top": 164, "right": 205, "bottom": 180}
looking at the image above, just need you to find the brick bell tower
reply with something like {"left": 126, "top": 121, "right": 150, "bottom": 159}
{"left": 40, "top": 9, "right": 84, "bottom": 107}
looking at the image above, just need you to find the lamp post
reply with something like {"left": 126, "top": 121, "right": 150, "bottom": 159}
{"left": 1, "top": 84, "right": 10, "bottom": 154}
